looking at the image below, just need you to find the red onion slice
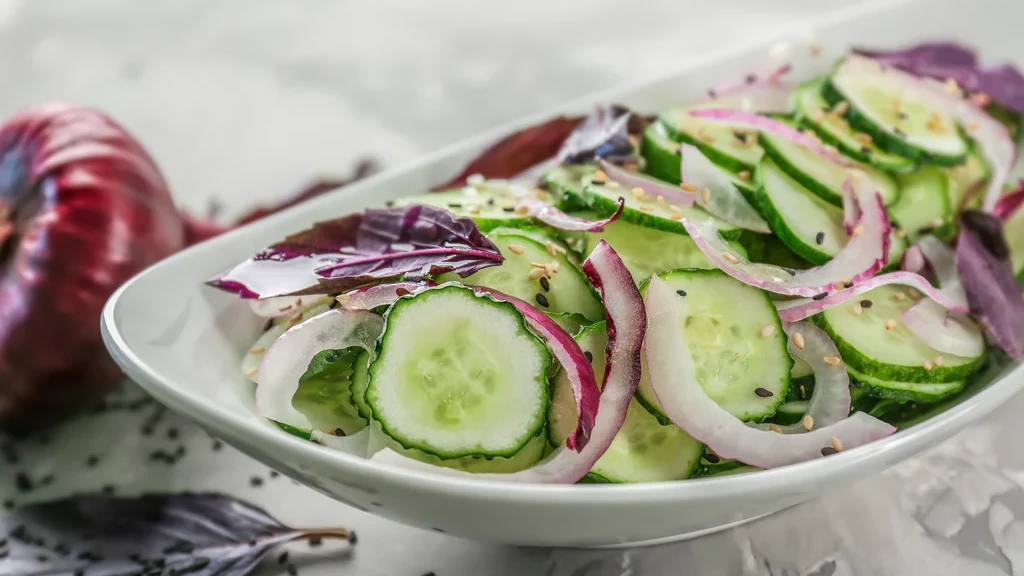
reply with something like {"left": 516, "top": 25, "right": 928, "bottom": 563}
{"left": 645, "top": 276, "right": 896, "bottom": 468}
{"left": 993, "top": 182, "right": 1024, "bottom": 220}
{"left": 373, "top": 241, "right": 644, "bottom": 482}
{"left": 775, "top": 271, "right": 970, "bottom": 322}
{"left": 754, "top": 322, "right": 851, "bottom": 433}
{"left": 515, "top": 191, "right": 624, "bottom": 232}
{"left": 707, "top": 64, "right": 792, "bottom": 99}
{"left": 702, "top": 82, "right": 796, "bottom": 114}
{"left": 901, "top": 244, "right": 926, "bottom": 274}
{"left": 688, "top": 108, "right": 854, "bottom": 166}
{"left": 915, "top": 236, "right": 967, "bottom": 304}
{"left": 256, "top": 309, "right": 384, "bottom": 431}
{"left": 902, "top": 299, "right": 986, "bottom": 358}
{"left": 679, "top": 144, "right": 771, "bottom": 233}
{"left": 336, "top": 282, "right": 435, "bottom": 311}
{"left": 597, "top": 159, "right": 696, "bottom": 206}
{"left": 683, "top": 174, "right": 889, "bottom": 297}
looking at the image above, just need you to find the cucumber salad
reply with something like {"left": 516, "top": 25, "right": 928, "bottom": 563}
{"left": 209, "top": 41, "right": 1024, "bottom": 483}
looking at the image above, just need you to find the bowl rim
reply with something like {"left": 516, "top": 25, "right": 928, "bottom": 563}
{"left": 101, "top": 0, "right": 1021, "bottom": 505}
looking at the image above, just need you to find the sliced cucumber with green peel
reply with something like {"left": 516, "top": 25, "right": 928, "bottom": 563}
{"left": 888, "top": 166, "right": 952, "bottom": 241}
{"left": 548, "top": 323, "right": 703, "bottom": 483}
{"left": 292, "top": 346, "right": 368, "bottom": 435}
{"left": 758, "top": 131, "right": 900, "bottom": 207}
{"left": 442, "top": 228, "right": 604, "bottom": 321}
{"left": 757, "top": 156, "right": 848, "bottom": 265}
{"left": 1006, "top": 201, "right": 1024, "bottom": 283}
{"left": 792, "top": 78, "right": 915, "bottom": 172}
{"left": 659, "top": 107, "right": 764, "bottom": 173}
{"left": 349, "top": 350, "right": 372, "bottom": 421}
{"left": 823, "top": 57, "right": 969, "bottom": 166}
{"left": 370, "top": 422, "right": 548, "bottom": 473}
{"left": 542, "top": 164, "right": 595, "bottom": 212}
{"left": 583, "top": 179, "right": 744, "bottom": 241}
{"left": 884, "top": 228, "right": 909, "bottom": 272}
{"left": 947, "top": 147, "right": 990, "bottom": 212}
{"left": 634, "top": 270, "right": 792, "bottom": 422}
{"left": 641, "top": 121, "right": 759, "bottom": 203}
{"left": 366, "top": 285, "right": 551, "bottom": 460}
{"left": 771, "top": 400, "right": 810, "bottom": 425}
{"left": 583, "top": 218, "right": 718, "bottom": 284}
{"left": 848, "top": 366, "right": 966, "bottom": 404}
{"left": 391, "top": 186, "right": 529, "bottom": 232}
{"left": 818, "top": 283, "right": 984, "bottom": 383}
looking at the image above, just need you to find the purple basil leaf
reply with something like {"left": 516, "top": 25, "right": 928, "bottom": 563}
{"left": 853, "top": 41, "right": 1024, "bottom": 114}
{"left": 208, "top": 205, "right": 503, "bottom": 298}
{"left": 956, "top": 210, "right": 1024, "bottom": 358}
{"left": 557, "top": 104, "right": 642, "bottom": 165}
{"left": 0, "top": 493, "right": 354, "bottom": 576}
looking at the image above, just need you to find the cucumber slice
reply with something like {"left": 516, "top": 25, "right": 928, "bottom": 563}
{"left": 583, "top": 218, "right": 717, "bottom": 285}
{"left": 771, "top": 400, "right": 810, "bottom": 426}
{"left": 292, "top": 346, "right": 368, "bottom": 435}
{"left": 792, "top": 78, "right": 915, "bottom": 172}
{"left": 756, "top": 156, "right": 848, "bottom": 265}
{"left": 391, "top": 186, "right": 529, "bottom": 232}
{"left": 542, "top": 164, "right": 595, "bottom": 212}
{"left": 824, "top": 57, "right": 969, "bottom": 166}
{"left": 659, "top": 107, "right": 764, "bottom": 173}
{"left": 758, "top": 131, "right": 900, "bottom": 207}
{"left": 443, "top": 228, "right": 604, "bottom": 321}
{"left": 366, "top": 285, "right": 551, "bottom": 459}
{"left": 888, "top": 166, "right": 952, "bottom": 241}
{"left": 583, "top": 178, "right": 744, "bottom": 240}
{"left": 884, "top": 228, "right": 909, "bottom": 272}
{"left": 546, "top": 311, "right": 591, "bottom": 336}
{"left": 848, "top": 366, "right": 966, "bottom": 404}
{"left": 548, "top": 323, "right": 703, "bottom": 483}
{"left": 369, "top": 422, "right": 548, "bottom": 473}
{"left": 641, "top": 121, "right": 759, "bottom": 205}
{"left": 1006, "top": 200, "right": 1024, "bottom": 282}
{"left": 818, "top": 283, "right": 984, "bottom": 383}
{"left": 634, "top": 270, "right": 792, "bottom": 421}
{"left": 349, "top": 350, "right": 372, "bottom": 421}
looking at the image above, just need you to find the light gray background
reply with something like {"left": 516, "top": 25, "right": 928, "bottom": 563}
{"left": 3, "top": 1, "right": 1024, "bottom": 574}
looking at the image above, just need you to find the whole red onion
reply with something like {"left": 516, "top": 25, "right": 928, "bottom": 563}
{"left": 0, "top": 104, "right": 185, "bottom": 430}
{"left": 0, "top": 103, "right": 376, "bottom": 431}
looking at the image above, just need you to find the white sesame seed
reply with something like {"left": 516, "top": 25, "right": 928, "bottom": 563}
{"left": 884, "top": 319, "right": 897, "bottom": 330}
{"left": 527, "top": 268, "right": 546, "bottom": 280}
{"left": 530, "top": 262, "right": 547, "bottom": 269}
{"left": 593, "top": 170, "right": 608, "bottom": 183}
{"left": 721, "top": 252, "right": 740, "bottom": 264}
{"left": 335, "top": 294, "right": 352, "bottom": 305}
{"left": 893, "top": 292, "right": 906, "bottom": 301}
{"left": 701, "top": 187, "right": 711, "bottom": 204}
{"left": 759, "top": 325, "right": 776, "bottom": 338}
{"left": 793, "top": 332, "right": 805, "bottom": 349}
{"left": 508, "top": 244, "right": 525, "bottom": 255}
{"left": 514, "top": 204, "right": 531, "bottom": 215}
{"left": 657, "top": 196, "right": 665, "bottom": 207}
{"left": 853, "top": 224, "right": 865, "bottom": 236}
{"left": 245, "top": 368, "right": 259, "bottom": 378}
{"left": 922, "top": 361, "right": 933, "bottom": 371}
{"left": 278, "top": 305, "right": 294, "bottom": 312}
{"left": 803, "top": 415, "right": 814, "bottom": 431}
{"left": 631, "top": 187, "right": 646, "bottom": 200}
{"left": 853, "top": 303, "right": 863, "bottom": 315}
{"left": 679, "top": 182, "right": 698, "bottom": 192}
{"left": 606, "top": 181, "right": 621, "bottom": 190}
{"left": 669, "top": 212, "right": 684, "bottom": 221}
{"left": 668, "top": 204, "right": 683, "bottom": 214}
{"left": 638, "top": 205, "right": 655, "bottom": 212}
{"left": 769, "top": 424, "right": 783, "bottom": 434}
{"left": 467, "top": 204, "right": 481, "bottom": 215}
{"left": 934, "top": 355, "right": 944, "bottom": 367}
{"left": 931, "top": 218, "right": 944, "bottom": 228}
{"left": 831, "top": 436, "right": 843, "bottom": 451}
{"left": 823, "top": 355, "right": 841, "bottom": 366}
{"left": 738, "top": 170, "right": 751, "bottom": 181}
{"left": 249, "top": 347, "right": 266, "bottom": 355}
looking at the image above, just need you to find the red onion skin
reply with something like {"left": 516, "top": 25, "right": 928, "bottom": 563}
{"left": 0, "top": 103, "right": 376, "bottom": 431}
{"left": 0, "top": 104, "right": 184, "bottom": 431}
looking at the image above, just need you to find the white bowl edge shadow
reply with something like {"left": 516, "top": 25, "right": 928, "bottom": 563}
{"left": 99, "top": 0, "right": 1024, "bottom": 545}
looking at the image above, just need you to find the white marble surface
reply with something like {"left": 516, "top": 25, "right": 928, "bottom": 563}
{"left": 4, "top": 0, "right": 1024, "bottom": 574}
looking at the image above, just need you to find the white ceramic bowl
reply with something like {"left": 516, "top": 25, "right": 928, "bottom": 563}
{"left": 102, "top": 0, "right": 1024, "bottom": 547}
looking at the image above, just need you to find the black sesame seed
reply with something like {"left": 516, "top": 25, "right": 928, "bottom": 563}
{"left": 815, "top": 231, "right": 825, "bottom": 245}
{"left": 894, "top": 127, "right": 907, "bottom": 138}
{"left": 385, "top": 200, "right": 395, "bottom": 208}
{"left": 821, "top": 447, "right": 838, "bottom": 456}
{"left": 704, "top": 453, "right": 721, "bottom": 464}
{"left": 250, "top": 476, "right": 264, "bottom": 488}
{"left": 14, "top": 472, "right": 33, "bottom": 493}
{"left": 287, "top": 564, "right": 298, "bottom": 576}
{"left": 141, "top": 426, "right": 154, "bottom": 436}
{"left": 676, "top": 289, "right": 687, "bottom": 297}
{"left": 248, "top": 539, "right": 257, "bottom": 547}
{"left": 502, "top": 207, "right": 516, "bottom": 213}
{"left": 754, "top": 387, "right": 774, "bottom": 398}
{"left": 348, "top": 531, "right": 359, "bottom": 544}
{"left": 745, "top": 73, "right": 757, "bottom": 84}
{"left": 812, "top": 292, "right": 828, "bottom": 301}
{"left": 539, "top": 277, "right": 550, "bottom": 292}
{"left": 447, "top": 203, "right": 463, "bottom": 209}
{"left": 167, "top": 428, "right": 179, "bottom": 440}
{"left": 279, "top": 552, "right": 290, "bottom": 565}
{"left": 101, "top": 484, "right": 116, "bottom": 495}
{"left": 707, "top": 88, "right": 717, "bottom": 98}
{"left": 212, "top": 440, "right": 223, "bottom": 451}
{"left": 843, "top": 280, "right": 854, "bottom": 288}
{"left": 36, "top": 555, "right": 48, "bottom": 562}
{"left": 897, "top": 111, "right": 908, "bottom": 120}
{"left": 535, "top": 293, "right": 550, "bottom": 308}
{"left": 270, "top": 470, "right": 280, "bottom": 478}
{"left": 584, "top": 351, "right": 594, "bottom": 364}
{"left": 861, "top": 146, "right": 873, "bottom": 155}
{"left": 85, "top": 455, "right": 100, "bottom": 467}
{"left": 860, "top": 299, "right": 873, "bottom": 308}
{"left": 309, "top": 537, "right": 323, "bottom": 547}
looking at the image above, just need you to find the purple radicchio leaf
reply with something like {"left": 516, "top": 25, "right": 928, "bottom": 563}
{"left": 0, "top": 492, "right": 355, "bottom": 576}
{"left": 208, "top": 205, "right": 504, "bottom": 299}
{"left": 556, "top": 104, "right": 644, "bottom": 165}
{"left": 956, "top": 210, "right": 1024, "bottom": 358}
{"left": 853, "top": 41, "right": 1024, "bottom": 114}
